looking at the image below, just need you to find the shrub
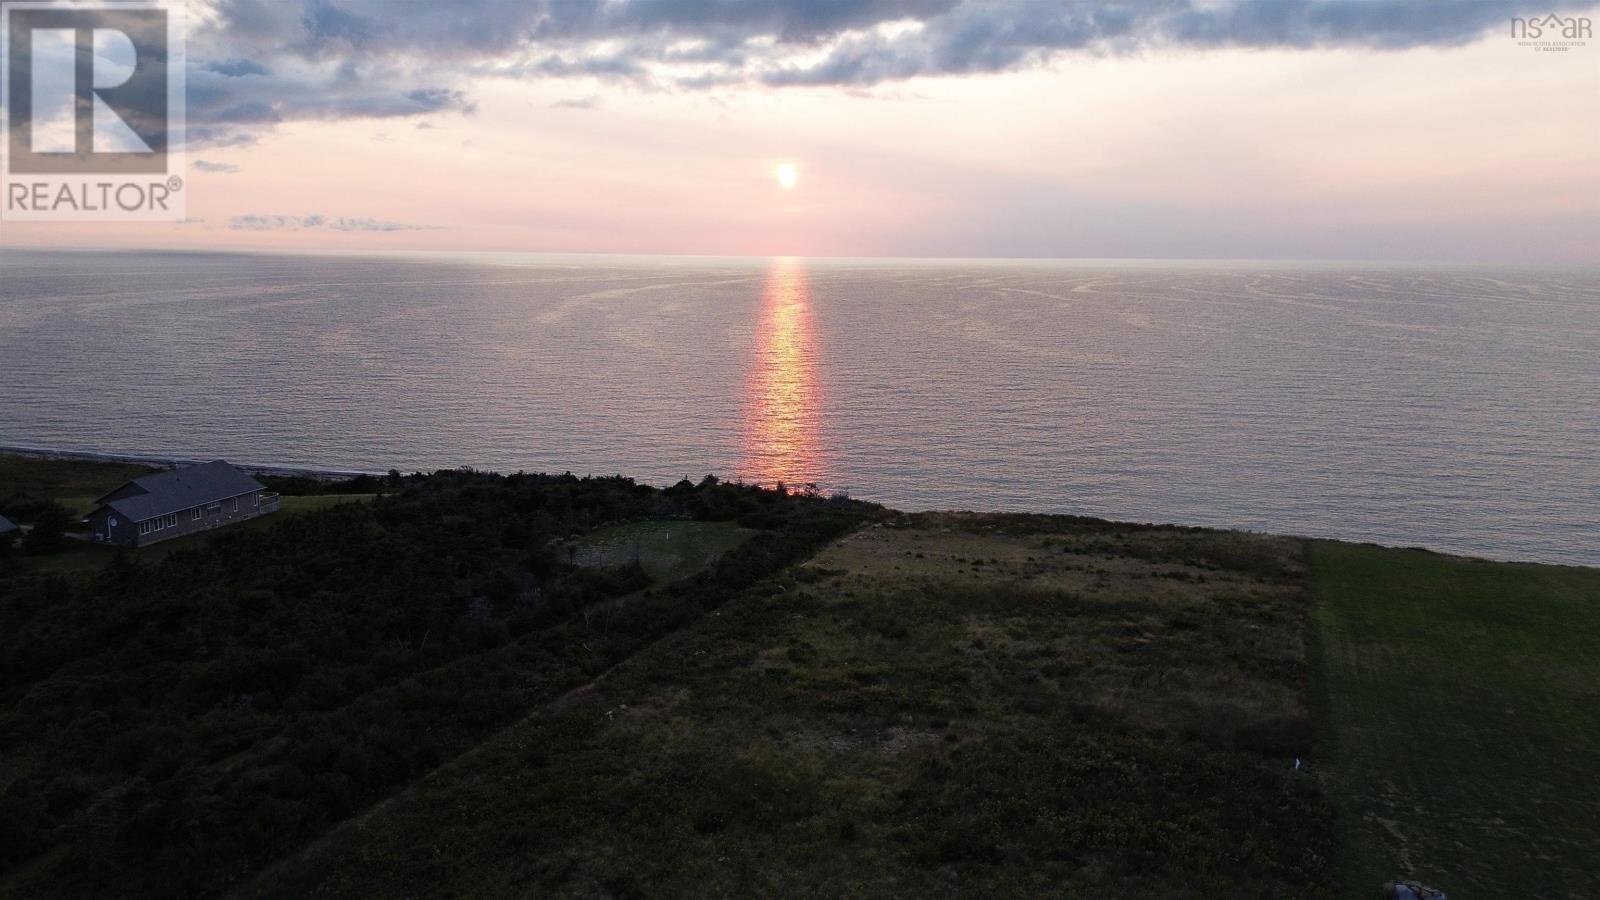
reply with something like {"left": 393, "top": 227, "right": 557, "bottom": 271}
{"left": 22, "top": 501, "right": 71, "bottom": 554}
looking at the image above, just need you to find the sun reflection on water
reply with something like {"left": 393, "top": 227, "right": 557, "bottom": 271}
{"left": 740, "top": 257, "right": 823, "bottom": 488}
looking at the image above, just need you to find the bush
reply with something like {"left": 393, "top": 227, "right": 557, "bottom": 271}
{"left": 0, "top": 468, "right": 882, "bottom": 897}
{"left": 23, "top": 502, "right": 71, "bottom": 554}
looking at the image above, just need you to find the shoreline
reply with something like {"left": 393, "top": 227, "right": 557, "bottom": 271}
{"left": 3, "top": 444, "right": 1593, "bottom": 570}
{"left": 0, "top": 444, "right": 375, "bottom": 482}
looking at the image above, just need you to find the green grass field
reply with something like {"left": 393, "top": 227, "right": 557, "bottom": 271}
{"left": 567, "top": 519, "right": 756, "bottom": 583}
{"left": 7, "top": 452, "right": 1597, "bottom": 895}
{"left": 1309, "top": 542, "right": 1600, "bottom": 897}
{"left": 241, "top": 514, "right": 1334, "bottom": 898}
{"left": 0, "top": 454, "right": 158, "bottom": 502}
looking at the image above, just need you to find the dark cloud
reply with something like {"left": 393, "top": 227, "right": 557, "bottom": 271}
{"left": 206, "top": 58, "right": 270, "bottom": 77}
{"left": 182, "top": 0, "right": 1594, "bottom": 140}
{"left": 186, "top": 61, "right": 476, "bottom": 136}
{"left": 540, "top": 0, "right": 963, "bottom": 44}
{"left": 760, "top": 0, "right": 1586, "bottom": 85}
{"left": 203, "top": 0, "right": 958, "bottom": 56}
{"left": 184, "top": 127, "right": 260, "bottom": 151}
{"left": 513, "top": 53, "right": 649, "bottom": 80}
{"left": 404, "top": 87, "right": 477, "bottom": 113}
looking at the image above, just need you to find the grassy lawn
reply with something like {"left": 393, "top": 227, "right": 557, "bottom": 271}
{"left": 50, "top": 495, "right": 110, "bottom": 519}
{"left": 19, "top": 495, "right": 375, "bottom": 576}
{"left": 0, "top": 454, "right": 157, "bottom": 502}
{"left": 1309, "top": 542, "right": 1600, "bottom": 897}
{"left": 244, "top": 514, "right": 1333, "bottom": 898}
{"left": 567, "top": 519, "right": 755, "bottom": 583}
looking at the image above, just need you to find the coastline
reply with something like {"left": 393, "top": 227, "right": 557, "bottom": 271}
{"left": 0, "top": 444, "right": 374, "bottom": 482}
{"left": 2, "top": 444, "right": 1594, "bottom": 570}
{"left": 3, "top": 449, "right": 1597, "bottom": 896}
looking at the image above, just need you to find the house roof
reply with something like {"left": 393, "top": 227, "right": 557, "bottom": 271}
{"left": 95, "top": 460, "right": 264, "bottom": 523}
{"left": 0, "top": 514, "right": 17, "bottom": 535}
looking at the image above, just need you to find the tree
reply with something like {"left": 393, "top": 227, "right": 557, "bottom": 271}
{"left": 23, "top": 502, "right": 72, "bottom": 555}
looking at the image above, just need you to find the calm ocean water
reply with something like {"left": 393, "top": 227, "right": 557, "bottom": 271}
{"left": 1, "top": 249, "right": 1596, "bottom": 565}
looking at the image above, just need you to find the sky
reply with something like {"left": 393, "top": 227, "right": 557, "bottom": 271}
{"left": 1, "top": 0, "right": 1597, "bottom": 262}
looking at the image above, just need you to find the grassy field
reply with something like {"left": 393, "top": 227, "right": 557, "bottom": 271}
{"left": 0, "top": 455, "right": 159, "bottom": 517}
{"left": 567, "top": 519, "right": 756, "bottom": 583}
{"left": 1309, "top": 542, "right": 1600, "bottom": 898}
{"left": 7, "top": 452, "right": 1596, "bottom": 895}
{"left": 243, "top": 514, "right": 1334, "bottom": 898}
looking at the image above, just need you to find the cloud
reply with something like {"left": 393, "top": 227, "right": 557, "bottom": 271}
{"left": 328, "top": 216, "right": 442, "bottom": 231}
{"left": 187, "top": 62, "right": 476, "bottom": 129}
{"left": 228, "top": 212, "right": 441, "bottom": 231}
{"left": 757, "top": 0, "right": 1591, "bottom": 86}
{"left": 193, "top": 159, "right": 240, "bottom": 173}
{"left": 230, "top": 214, "right": 319, "bottom": 230}
{"left": 552, "top": 95, "right": 601, "bottom": 110}
{"left": 181, "top": 0, "right": 1596, "bottom": 140}
{"left": 206, "top": 58, "right": 270, "bottom": 77}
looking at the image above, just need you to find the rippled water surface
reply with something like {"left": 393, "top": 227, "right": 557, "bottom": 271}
{"left": 1, "top": 249, "right": 1596, "bottom": 565}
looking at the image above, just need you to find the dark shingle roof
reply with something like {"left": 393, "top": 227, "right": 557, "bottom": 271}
{"left": 0, "top": 514, "right": 17, "bottom": 535}
{"left": 97, "top": 461, "right": 264, "bottom": 522}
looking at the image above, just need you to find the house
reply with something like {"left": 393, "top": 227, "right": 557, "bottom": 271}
{"left": 88, "top": 460, "right": 280, "bottom": 548}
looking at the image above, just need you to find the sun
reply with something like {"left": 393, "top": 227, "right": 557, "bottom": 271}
{"left": 775, "top": 163, "right": 798, "bottom": 189}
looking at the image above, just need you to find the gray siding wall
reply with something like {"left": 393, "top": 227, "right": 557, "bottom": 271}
{"left": 93, "top": 490, "right": 275, "bottom": 548}
{"left": 89, "top": 506, "right": 135, "bottom": 547}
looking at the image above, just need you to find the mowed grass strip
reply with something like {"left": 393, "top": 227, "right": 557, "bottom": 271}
{"left": 567, "top": 519, "right": 756, "bottom": 584}
{"left": 1309, "top": 542, "right": 1600, "bottom": 898}
{"left": 247, "top": 514, "right": 1333, "bottom": 898}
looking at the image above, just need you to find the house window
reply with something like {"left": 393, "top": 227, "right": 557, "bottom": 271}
{"left": 192, "top": 508, "right": 203, "bottom": 521}
{"left": 230, "top": 498, "right": 239, "bottom": 512}
{"left": 166, "top": 513, "right": 178, "bottom": 528}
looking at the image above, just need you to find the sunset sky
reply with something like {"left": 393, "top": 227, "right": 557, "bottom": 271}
{"left": 2, "top": 0, "right": 1597, "bottom": 261}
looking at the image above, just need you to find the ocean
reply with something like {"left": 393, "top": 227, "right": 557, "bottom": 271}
{"left": 1, "top": 248, "right": 1595, "bottom": 565}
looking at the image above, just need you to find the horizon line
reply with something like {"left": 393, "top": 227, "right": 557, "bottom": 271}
{"left": 2, "top": 243, "right": 1597, "bottom": 269}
